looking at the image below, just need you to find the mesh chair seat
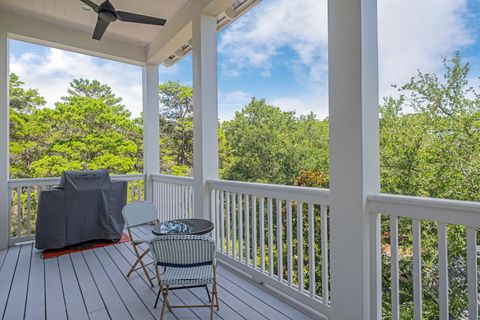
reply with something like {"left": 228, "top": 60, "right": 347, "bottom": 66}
{"left": 159, "top": 265, "right": 213, "bottom": 286}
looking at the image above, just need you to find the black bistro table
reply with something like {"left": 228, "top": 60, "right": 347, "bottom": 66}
{"left": 152, "top": 218, "right": 214, "bottom": 236}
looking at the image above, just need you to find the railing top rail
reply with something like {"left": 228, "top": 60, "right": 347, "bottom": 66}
{"left": 208, "top": 179, "right": 330, "bottom": 205}
{"left": 368, "top": 193, "right": 480, "bottom": 227}
{"left": 150, "top": 173, "right": 194, "bottom": 185}
{"left": 8, "top": 173, "right": 145, "bottom": 188}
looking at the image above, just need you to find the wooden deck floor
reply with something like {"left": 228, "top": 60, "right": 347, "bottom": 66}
{"left": 0, "top": 226, "right": 314, "bottom": 320}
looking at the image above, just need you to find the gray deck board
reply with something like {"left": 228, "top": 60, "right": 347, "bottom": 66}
{"left": 217, "top": 266, "right": 314, "bottom": 320}
{"left": 45, "top": 256, "right": 68, "bottom": 320}
{"left": 0, "top": 238, "right": 314, "bottom": 320}
{"left": 0, "top": 245, "right": 21, "bottom": 319}
{"left": 57, "top": 254, "right": 89, "bottom": 320}
{"left": 69, "top": 252, "right": 110, "bottom": 320}
{"left": 93, "top": 248, "right": 155, "bottom": 320}
{"left": 25, "top": 249, "right": 45, "bottom": 320}
{"left": 82, "top": 249, "right": 133, "bottom": 320}
{"left": 3, "top": 243, "right": 31, "bottom": 320}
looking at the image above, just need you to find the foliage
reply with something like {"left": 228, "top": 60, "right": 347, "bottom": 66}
{"left": 9, "top": 73, "right": 46, "bottom": 113}
{"left": 9, "top": 79, "right": 143, "bottom": 178}
{"left": 221, "top": 98, "right": 329, "bottom": 185}
{"left": 378, "top": 53, "right": 479, "bottom": 319}
{"left": 61, "top": 78, "right": 123, "bottom": 107}
{"left": 159, "top": 81, "right": 194, "bottom": 175}
{"left": 380, "top": 52, "right": 480, "bottom": 201}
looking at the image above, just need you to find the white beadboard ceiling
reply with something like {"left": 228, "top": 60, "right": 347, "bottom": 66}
{"left": 0, "top": 0, "right": 191, "bottom": 46}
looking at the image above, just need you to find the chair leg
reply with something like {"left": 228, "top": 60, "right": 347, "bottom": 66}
{"left": 140, "top": 257, "right": 154, "bottom": 288}
{"left": 213, "top": 265, "right": 219, "bottom": 311}
{"left": 160, "top": 287, "right": 169, "bottom": 320}
{"left": 205, "top": 285, "right": 211, "bottom": 302}
{"left": 165, "top": 289, "right": 173, "bottom": 313}
{"left": 127, "top": 257, "right": 140, "bottom": 277}
{"left": 129, "top": 244, "right": 154, "bottom": 287}
{"left": 214, "top": 285, "right": 219, "bottom": 311}
{"left": 154, "top": 286, "right": 162, "bottom": 309}
{"left": 210, "top": 284, "right": 216, "bottom": 320}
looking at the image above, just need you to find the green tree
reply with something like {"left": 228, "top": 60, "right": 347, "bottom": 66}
{"left": 61, "top": 78, "right": 123, "bottom": 107}
{"left": 221, "top": 98, "right": 329, "bottom": 185}
{"left": 380, "top": 52, "right": 480, "bottom": 201}
{"left": 379, "top": 53, "right": 479, "bottom": 319}
{"left": 159, "top": 81, "right": 194, "bottom": 175}
{"left": 9, "top": 76, "right": 143, "bottom": 178}
{"left": 29, "top": 97, "right": 143, "bottom": 177}
{"left": 9, "top": 73, "right": 49, "bottom": 178}
{"left": 9, "top": 73, "right": 46, "bottom": 113}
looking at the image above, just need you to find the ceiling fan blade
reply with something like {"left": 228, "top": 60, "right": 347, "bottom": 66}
{"left": 80, "top": 0, "right": 99, "bottom": 12}
{"left": 92, "top": 18, "right": 109, "bottom": 40}
{"left": 116, "top": 11, "right": 166, "bottom": 26}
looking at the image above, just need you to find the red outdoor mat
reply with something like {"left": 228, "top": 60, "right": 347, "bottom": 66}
{"left": 40, "top": 233, "right": 130, "bottom": 259}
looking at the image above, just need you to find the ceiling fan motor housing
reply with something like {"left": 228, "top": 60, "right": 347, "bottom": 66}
{"left": 98, "top": 0, "right": 117, "bottom": 22}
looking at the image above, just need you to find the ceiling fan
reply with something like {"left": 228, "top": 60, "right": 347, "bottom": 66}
{"left": 80, "top": 0, "right": 167, "bottom": 40}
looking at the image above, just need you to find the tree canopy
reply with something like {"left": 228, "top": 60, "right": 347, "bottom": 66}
{"left": 9, "top": 78, "right": 142, "bottom": 178}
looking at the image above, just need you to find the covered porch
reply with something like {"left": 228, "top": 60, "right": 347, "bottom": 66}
{"left": 1, "top": 1, "right": 480, "bottom": 320}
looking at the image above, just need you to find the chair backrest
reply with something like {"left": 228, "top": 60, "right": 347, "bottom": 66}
{"left": 122, "top": 201, "right": 158, "bottom": 228}
{"left": 149, "top": 235, "right": 216, "bottom": 267}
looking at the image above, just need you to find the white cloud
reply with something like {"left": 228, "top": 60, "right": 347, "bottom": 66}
{"left": 219, "top": 0, "right": 474, "bottom": 114}
{"left": 10, "top": 47, "right": 144, "bottom": 117}
{"left": 219, "top": 90, "right": 253, "bottom": 120}
{"left": 268, "top": 94, "right": 328, "bottom": 119}
{"left": 378, "top": 0, "right": 472, "bottom": 97}
{"left": 219, "top": 0, "right": 328, "bottom": 81}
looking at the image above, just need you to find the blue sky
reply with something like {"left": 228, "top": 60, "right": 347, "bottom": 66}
{"left": 9, "top": 0, "right": 480, "bottom": 120}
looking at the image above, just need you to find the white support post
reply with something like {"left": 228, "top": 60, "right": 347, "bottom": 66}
{"left": 328, "top": 0, "right": 380, "bottom": 319}
{"left": 192, "top": 14, "right": 219, "bottom": 220}
{"left": 0, "top": 31, "right": 9, "bottom": 249}
{"left": 142, "top": 64, "right": 160, "bottom": 202}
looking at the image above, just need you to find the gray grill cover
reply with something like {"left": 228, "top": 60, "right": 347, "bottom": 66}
{"left": 35, "top": 170, "right": 127, "bottom": 250}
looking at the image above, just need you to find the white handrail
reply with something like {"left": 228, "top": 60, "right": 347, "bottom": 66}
{"left": 150, "top": 173, "right": 193, "bottom": 185}
{"left": 368, "top": 193, "right": 480, "bottom": 227}
{"left": 208, "top": 179, "right": 330, "bottom": 205}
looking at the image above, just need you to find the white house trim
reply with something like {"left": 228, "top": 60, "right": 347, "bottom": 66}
{"left": 0, "top": 29, "right": 9, "bottom": 249}
{"left": 328, "top": 0, "right": 380, "bottom": 319}
{"left": 142, "top": 64, "right": 160, "bottom": 202}
{"left": 192, "top": 14, "right": 219, "bottom": 220}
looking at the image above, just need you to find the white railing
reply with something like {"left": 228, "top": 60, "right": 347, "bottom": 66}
{"left": 368, "top": 193, "right": 480, "bottom": 320}
{"left": 151, "top": 174, "right": 194, "bottom": 221}
{"left": 208, "top": 179, "right": 331, "bottom": 317}
{"left": 7, "top": 174, "right": 145, "bottom": 245}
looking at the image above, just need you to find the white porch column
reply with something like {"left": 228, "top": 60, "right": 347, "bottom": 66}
{"left": 142, "top": 64, "right": 160, "bottom": 202}
{"left": 192, "top": 14, "right": 219, "bottom": 220}
{"left": 0, "top": 30, "right": 9, "bottom": 249}
{"left": 328, "top": 0, "right": 380, "bottom": 319}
